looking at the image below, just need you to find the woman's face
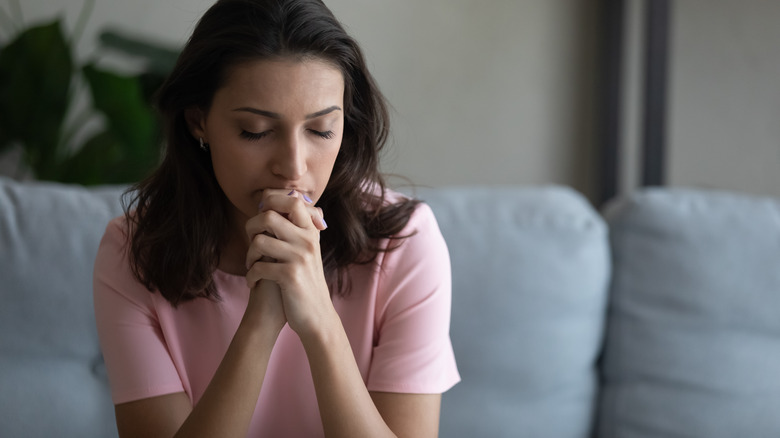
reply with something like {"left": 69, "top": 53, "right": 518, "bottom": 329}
{"left": 189, "top": 58, "right": 345, "bottom": 225}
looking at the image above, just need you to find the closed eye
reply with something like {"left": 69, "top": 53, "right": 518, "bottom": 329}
{"left": 310, "top": 129, "right": 335, "bottom": 140}
{"left": 240, "top": 130, "right": 269, "bottom": 141}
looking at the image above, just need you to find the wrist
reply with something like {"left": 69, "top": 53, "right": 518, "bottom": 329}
{"left": 234, "top": 313, "right": 284, "bottom": 352}
{"left": 297, "top": 306, "right": 343, "bottom": 351}
{"left": 244, "top": 279, "right": 286, "bottom": 332}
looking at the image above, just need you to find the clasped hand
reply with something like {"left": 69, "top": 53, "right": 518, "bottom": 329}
{"left": 244, "top": 189, "right": 331, "bottom": 337}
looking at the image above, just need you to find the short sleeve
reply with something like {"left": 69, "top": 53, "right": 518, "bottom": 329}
{"left": 367, "top": 203, "right": 461, "bottom": 394}
{"left": 93, "top": 217, "right": 184, "bottom": 404}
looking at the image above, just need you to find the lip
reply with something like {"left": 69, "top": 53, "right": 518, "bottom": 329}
{"left": 254, "top": 187, "right": 313, "bottom": 200}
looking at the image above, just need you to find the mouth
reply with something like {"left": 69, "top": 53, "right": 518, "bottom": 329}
{"left": 254, "top": 187, "right": 314, "bottom": 201}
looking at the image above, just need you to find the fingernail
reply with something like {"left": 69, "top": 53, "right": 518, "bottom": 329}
{"left": 288, "top": 190, "right": 296, "bottom": 196}
{"left": 303, "top": 194, "right": 313, "bottom": 203}
{"left": 321, "top": 217, "right": 328, "bottom": 229}
{"left": 258, "top": 201, "right": 264, "bottom": 211}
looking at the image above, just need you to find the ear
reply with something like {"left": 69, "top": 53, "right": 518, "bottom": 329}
{"left": 184, "top": 107, "right": 207, "bottom": 141}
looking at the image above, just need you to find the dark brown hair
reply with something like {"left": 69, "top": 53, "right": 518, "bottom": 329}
{"left": 125, "top": 0, "right": 419, "bottom": 305}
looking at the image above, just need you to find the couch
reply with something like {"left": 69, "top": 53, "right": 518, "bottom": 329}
{"left": 1, "top": 176, "right": 779, "bottom": 437}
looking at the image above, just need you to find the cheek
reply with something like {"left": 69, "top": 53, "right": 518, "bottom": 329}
{"left": 320, "top": 143, "right": 342, "bottom": 176}
{"left": 210, "top": 149, "right": 240, "bottom": 185}
{"left": 311, "top": 145, "right": 341, "bottom": 198}
{"left": 210, "top": 138, "right": 256, "bottom": 178}
{"left": 209, "top": 145, "right": 255, "bottom": 203}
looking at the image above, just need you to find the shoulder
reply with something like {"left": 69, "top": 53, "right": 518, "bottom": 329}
{"left": 377, "top": 190, "right": 450, "bottom": 281}
{"left": 96, "top": 215, "right": 131, "bottom": 262}
{"left": 383, "top": 188, "right": 442, "bottom": 246}
{"left": 93, "top": 214, "right": 157, "bottom": 312}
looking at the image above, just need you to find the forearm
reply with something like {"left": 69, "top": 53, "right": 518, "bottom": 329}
{"left": 301, "top": 309, "right": 396, "bottom": 438}
{"left": 174, "top": 314, "right": 280, "bottom": 438}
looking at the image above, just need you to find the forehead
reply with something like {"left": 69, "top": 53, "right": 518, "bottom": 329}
{"left": 213, "top": 58, "right": 345, "bottom": 112}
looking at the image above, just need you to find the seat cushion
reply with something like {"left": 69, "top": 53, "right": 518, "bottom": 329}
{"left": 598, "top": 188, "right": 780, "bottom": 438}
{"left": 0, "top": 177, "right": 126, "bottom": 438}
{"left": 419, "top": 186, "right": 610, "bottom": 438}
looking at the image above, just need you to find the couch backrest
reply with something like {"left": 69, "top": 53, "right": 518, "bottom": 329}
{"left": 419, "top": 186, "right": 611, "bottom": 438}
{"left": 0, "top": 177, "right": 126, "bottom": 438}
{"left": 597, "top": 188, "right": 780, "bottom": 438}
{"left": 0, "top": 179, "right": 612, "bottom": 437}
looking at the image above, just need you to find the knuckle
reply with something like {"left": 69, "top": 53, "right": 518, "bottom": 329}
{"left": 245, "top": 268, "right": 260, "bottom": 287}
{"left": 302, "top": 239, "right": 317, "bottom": 254}
{"left": 279, "top": 263, "right": 292, "bottom": 276}
{"left": 252, "top": 233, "right": 266, "bottom": 246}
{"left": 290, "top": 251, "right": 306, "bottom": 265}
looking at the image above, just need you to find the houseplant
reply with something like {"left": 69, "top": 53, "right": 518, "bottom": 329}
{"left": 0, "top": 0, "right": 179, "bottom": 185}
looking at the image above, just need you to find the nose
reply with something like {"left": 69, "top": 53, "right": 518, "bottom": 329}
{"left": 271, "top": 131, "right": 307, "bottom": 181}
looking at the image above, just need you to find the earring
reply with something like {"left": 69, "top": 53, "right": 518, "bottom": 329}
{"left": 199, "top": 137, "right": 208, "bottom": 151}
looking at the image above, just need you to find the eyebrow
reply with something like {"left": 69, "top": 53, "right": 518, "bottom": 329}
{"left": 232, "top": 105, "right": 342, "bottom": 120}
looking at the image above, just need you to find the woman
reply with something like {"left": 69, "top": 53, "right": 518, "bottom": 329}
{"left": 93, "top": 0, "right": 459, "bottom": 436}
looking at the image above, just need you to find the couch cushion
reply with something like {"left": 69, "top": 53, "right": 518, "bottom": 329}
{"left": 417, "top": 186, "right": 610, "bottom": 438}
{"left": 0, "top": 177, "right": 126, "bottom": 438}
{"left": 598, "top": 188, "right": 780, "bottom": 438}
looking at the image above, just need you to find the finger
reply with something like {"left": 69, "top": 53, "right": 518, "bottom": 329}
{"left": 257, "top": 190, "right": 326, "bottom": 230}
{"left": 245, "top": 211, "right": 276, "bottom": 241}
{"left": 245, "top": 209, "right": 305, "bottom": 247}
{"left": 312, "top": 206, "right": 327, "bottom": 231}
{"left": 244, "top": 231, "right": 303, "bottom": 271}
{"left": 288, "top": 190, "right": 327, "bottom": 230}
{"left": 245, "top": 233, "right": 276, "bottom": 270}
{"left": 284, "top": 191, "right": 311, "bottom": 229}
{"left": 295, "top": 191, "right": 327, "bottom": 230}
{"left": 246, "top": 256, "right": 271, "bottom": 288}
{"left": 286, "top": 198, "right": 326, "bottom": 230}
{"left": 245, "top": 257, "right": 284, "bottom": 289}
{"left": 245, "top": 193, "right": 298, "bottom": 240}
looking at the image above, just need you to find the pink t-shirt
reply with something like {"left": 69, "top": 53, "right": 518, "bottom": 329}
{"left": 93, "top": 199, "right": 460, "bottom": 436}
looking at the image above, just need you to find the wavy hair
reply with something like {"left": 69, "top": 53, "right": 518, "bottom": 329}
{"left": 125, "top": 0, "right": 419, "bottom": 305}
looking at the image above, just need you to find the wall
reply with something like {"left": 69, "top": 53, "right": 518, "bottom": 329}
{"left": 667, "top": 0, "right": 780, "bottom": 198}
{"left": 1, "top": 0, "right": 600, "bottom": 200}
{"left": 327, "top": 0, "right": 599, "bottom": 199}
{"left": 6, "top": 1, "right": 780, "bottom": 199}
{"left": 618, "top": 0, "right": 780, "bottom": 199}
{"left": 0, "top": 0, "right": 212, "bottom": 52}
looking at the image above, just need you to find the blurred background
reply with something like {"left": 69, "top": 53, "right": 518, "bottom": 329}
{"left": 1, "top": 0, "right": 779, "bottom": 205}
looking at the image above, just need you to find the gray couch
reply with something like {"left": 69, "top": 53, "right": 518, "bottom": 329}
{"left": 1, "top": 176, "right": 779, "bottom": 437}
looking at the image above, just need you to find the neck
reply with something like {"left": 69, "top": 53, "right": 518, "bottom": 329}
{"left": 217, "top": 210, "right": 251, "bottom": 276}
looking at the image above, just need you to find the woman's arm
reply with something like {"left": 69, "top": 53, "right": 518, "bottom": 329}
{"left": 114, "top": 280, "right": 286, "bottom": 438}
{"left": 302, "top": 312, "right": 442, "bottom": 438}
{"left": 371, "top": 392, "right": 442, "bottom": 437}
{"left": 245, "top": 190, "right": 444, "bottom": 437}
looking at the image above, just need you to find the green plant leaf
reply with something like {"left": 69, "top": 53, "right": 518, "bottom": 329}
{"left": 61, "top": 128, "right": 157, "bottom": 185}
{"left": 97, "top": 29, "right": 179, "bottom": 103}
{"left": 59, "top": 130, "right": 122, "bottom": 185}
{"left": 0, "top": 19, "right": 72, "bottom": 174}
{"left": 135, "top": 71, "right": 168, "bottom": 104}
{"left": 82, "top": 63, "right": 160, "bottom": 172}
{"left": 98, "top": 29, "right": 179, "bottom": 76}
